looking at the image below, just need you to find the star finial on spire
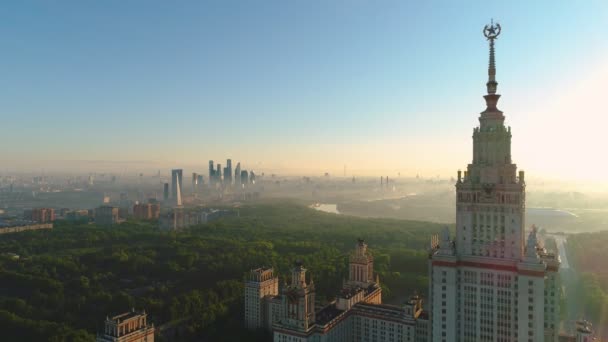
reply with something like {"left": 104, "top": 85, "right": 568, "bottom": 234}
{"left": 483, "top": 20, "right": 501, "bottom": 95}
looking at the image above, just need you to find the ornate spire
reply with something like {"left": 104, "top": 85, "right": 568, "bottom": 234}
{"left": 481, "top": 20, "right": 504, "bottom": 118}
{"left": 483, "top": 19, "right": 501, "bottom": 95}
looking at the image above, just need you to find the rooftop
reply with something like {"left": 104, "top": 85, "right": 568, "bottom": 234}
{"left": 315, "top": 303, "right": 344, "bottom": 326}
{"left": 108, "top": 310, "right": 145, "bottom": 323}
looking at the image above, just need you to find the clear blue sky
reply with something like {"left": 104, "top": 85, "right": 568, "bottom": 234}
{"left": 2, "top": 1, "right": 607, "bottom": 180}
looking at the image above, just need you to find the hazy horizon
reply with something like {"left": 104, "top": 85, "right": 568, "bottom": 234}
{"left": 2, "top": 1, "right": 608, "bottom": 186}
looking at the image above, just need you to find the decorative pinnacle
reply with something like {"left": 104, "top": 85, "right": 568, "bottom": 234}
{"left": 483, "top": 19, "right": 501, "bottom": 95}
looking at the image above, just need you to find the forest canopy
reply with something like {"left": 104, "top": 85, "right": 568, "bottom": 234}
{"left": 0, "top": 201, "right": 444, "bottom": 341}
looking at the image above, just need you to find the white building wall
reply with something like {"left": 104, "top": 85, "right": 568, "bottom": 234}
{"left": 517, "top": 274, "right": 545, "bottom": 342}
{"left": 430, "top": 264, "right": 457, "bottom": 342}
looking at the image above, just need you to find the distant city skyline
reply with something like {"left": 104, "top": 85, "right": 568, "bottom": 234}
{"left": 2, "top": 1, "right": 607, "bottom": 183}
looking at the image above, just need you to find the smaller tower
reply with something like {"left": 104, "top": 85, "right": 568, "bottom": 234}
{"left": 244, "top": 267, "right": 279, "bottom": 330}
{"left": 281, "top": 261, "right": 315, "bottom": 332}
{"left": 348, "top": 239, "right": 375, "bottom": 286}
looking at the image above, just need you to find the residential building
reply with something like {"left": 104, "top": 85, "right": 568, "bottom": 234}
{"left": 158, "top": 207, "right": 237, "bottom": 231}
{"left": 95, "top": 206, "right": 119, "bottom": 226}
{"left": 25, "top": 208, "right": 56, "bottom": 223}
{"left": 133, "top": 202, "right": 161, "bottom": 220}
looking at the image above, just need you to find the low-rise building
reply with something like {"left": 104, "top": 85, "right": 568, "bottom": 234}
{"left": 0, "top": 222, "right": 52, "bottom": 235}
{"left": 159, "top": 207, "right": 237, "bottom": 231}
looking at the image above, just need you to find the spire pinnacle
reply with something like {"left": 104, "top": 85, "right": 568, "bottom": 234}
{"left": 483, "top": 20, "right": 501, "bottom": 95}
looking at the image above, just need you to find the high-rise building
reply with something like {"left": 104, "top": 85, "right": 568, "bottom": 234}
{"left": 428, "top": 22, "right": 561, "bottom": 342}
{"left": 208, "top": 160, "right": 215, "bottom": 186}
{"left": 240, "top": 170, "right": 248, "bottom": 187}
{"left": 192, "top": 172, "right": 198, "bottom": 192}
{"left": 234, "top": 162, "right": 241, "bottom": 187}
{"left": 244, "top": 267, "right": 279, "bottom": 330}
{"left": 96, "top": 309, "right": 154, "bottom": 342}
{"left": 224, "top": 159, "right": 233, "bottom": 185}
{"left": 216, "top": 164, "right": 222, "bottom": 185}
{"left": 249, "top": 170, "right": 255, "bottom": 184}
{"left": 163, "top": 183, "right": 169, "bottom": 201}
{"left": 197, "top": 175, "right": 204, "bottom": 187}
{"left": 171, "top": 169, "right": 183, "bottom": 201}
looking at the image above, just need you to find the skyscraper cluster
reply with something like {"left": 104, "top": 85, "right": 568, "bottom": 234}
{"left": 208, "top": 159, "right": 255, "bottom": 188}
{"left": 160, "top": 160, "right": 257, "bottom": 206}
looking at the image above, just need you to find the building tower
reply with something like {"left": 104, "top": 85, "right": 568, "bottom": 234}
{"left": 279, "top": 261, "right": 315, "bottom": 333}
{"left": 163, "top": 183, "right": 169, "bottom": 201}
{"left": 241, "top": 170, "right": 249, "bottom": 187}
{"left": 216, "top": 164, "right": 222, "bottom": 185}
{"left": 244, "top": 267, "right": 279, "bottom": 330}
{"left": 171, "top": 169, "right": 183, "bottom": 202}
{"left": 224, "top": 159, "right": 233, "bottom": 185}
{"left": 428, "top": 21, "right": 560, "bottom": 342}
{"left": 192, "top": 172, "right": 198, "bottom": 192}
{"left": 348, "top": 239, "right": 375, "bottom": 287}
{"left": 175, "top": 175, "right": 182, "bottom": 207}
{"left": 208, "top": 160, "right": 215, "bottom": 186}
{"left": 235, "top": 162, "right": 242, "bottom": 187}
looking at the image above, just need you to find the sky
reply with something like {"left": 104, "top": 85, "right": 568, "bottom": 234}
{"left": 1, "top": 1, "right": 608, "bottom": 183}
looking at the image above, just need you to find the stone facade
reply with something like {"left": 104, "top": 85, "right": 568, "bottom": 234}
{"left": 427, "top": 23, "right": 561, "bottom": 342}
{"left": 96, "top": 309, "right": 154, "bottom": 342}
{"left": 245, "top": 240, "right": 430, "bottom": 342}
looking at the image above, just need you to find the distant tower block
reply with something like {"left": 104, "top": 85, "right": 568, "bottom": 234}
{"left": 171, "top": 169, "right": 183, "bottom": 201}
{"left": 163, "top": 183, "right": 169, "bottom": 201}
{"left": 175, "top": 176, "right": 182, "bottom": 207}
{"left": 216, "top": 164, "right": 222, "bottom": 185}
{"left": 192, "top": 172, "right": 198, "bottom": 191}
{"left": 208, "top": 160, "right": 215, "bottom": 186}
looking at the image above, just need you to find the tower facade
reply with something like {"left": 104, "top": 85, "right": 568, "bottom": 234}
{"left": 274, "top": 262, "right": 316, "bottom": 338}
{"left": 224, "top": 159, "right": 233, "bottom": 185}
{"left": 428, "top": 22, "right": 560, "bottom": 342}
{"left": 235, "top": 162, "right": 242, "bottom": 187}
{"left": 246, "top": 241, "right": 428, "bottom": 342}
{"left": 348, "top": 239, "right": 375, "bottom": 287}
{"left": 171, "top": 169, "right": 183, "bottom": 204}
{"left": 244, "top": 267, "right": 279, "bottom": 330}
{"left": 208, "top": 160, "right": 215, "bottom": 186}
